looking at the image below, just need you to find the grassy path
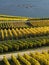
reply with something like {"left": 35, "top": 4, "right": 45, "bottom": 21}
{"left": 0, "top": 46, "right": 49, "bottom": 61}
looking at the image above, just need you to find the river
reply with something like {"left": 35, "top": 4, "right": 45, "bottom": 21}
{"left": 0, "top": 0, "right": 49, "bottom": 18}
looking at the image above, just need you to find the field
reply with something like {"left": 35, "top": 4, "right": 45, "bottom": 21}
{"left": 0, "top": 15, "right": 49, "bottom": 65}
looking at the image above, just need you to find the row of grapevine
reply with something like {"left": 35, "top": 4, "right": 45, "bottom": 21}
{"left": 0, "top": 22, "right": 28, "bottom": 29}
{"left": 0, "top": 50, "right": 49, "bottom": 65}
{"left": 0, "top": 35, "right": 49, "bottom": 53}
{"left": 0, "top": 26, "right": 49, "bottom": 40}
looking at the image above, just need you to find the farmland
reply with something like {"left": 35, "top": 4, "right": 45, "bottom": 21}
{"left": 0, "top": 15, "right": 49, "bottom": 65}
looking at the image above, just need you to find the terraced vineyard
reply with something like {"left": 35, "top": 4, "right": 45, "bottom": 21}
{"left": 0, "top": 50, "right": 49, "bottom": 65}
{"left": 0, "top": 15, "right": 49, "bottom": 65}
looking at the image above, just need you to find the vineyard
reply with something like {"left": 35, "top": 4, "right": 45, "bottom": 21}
{"left": 0, "top": 15, "right": 49, "bottom": 65}
{"left": 0, "top": 50, "right": 49, "bottom": 65}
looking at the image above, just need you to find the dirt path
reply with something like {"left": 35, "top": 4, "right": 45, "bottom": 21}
{"left": 0, "top": 46, "right": 49, "bottom": 61}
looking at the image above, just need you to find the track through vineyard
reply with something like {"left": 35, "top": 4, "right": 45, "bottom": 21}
{"left": 0, "top": 49, "right": 49, "bottom": 65}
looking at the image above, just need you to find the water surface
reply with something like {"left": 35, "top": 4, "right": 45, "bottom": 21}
{"left": 0, "top": 0, "right": 49, "bottom": 17}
